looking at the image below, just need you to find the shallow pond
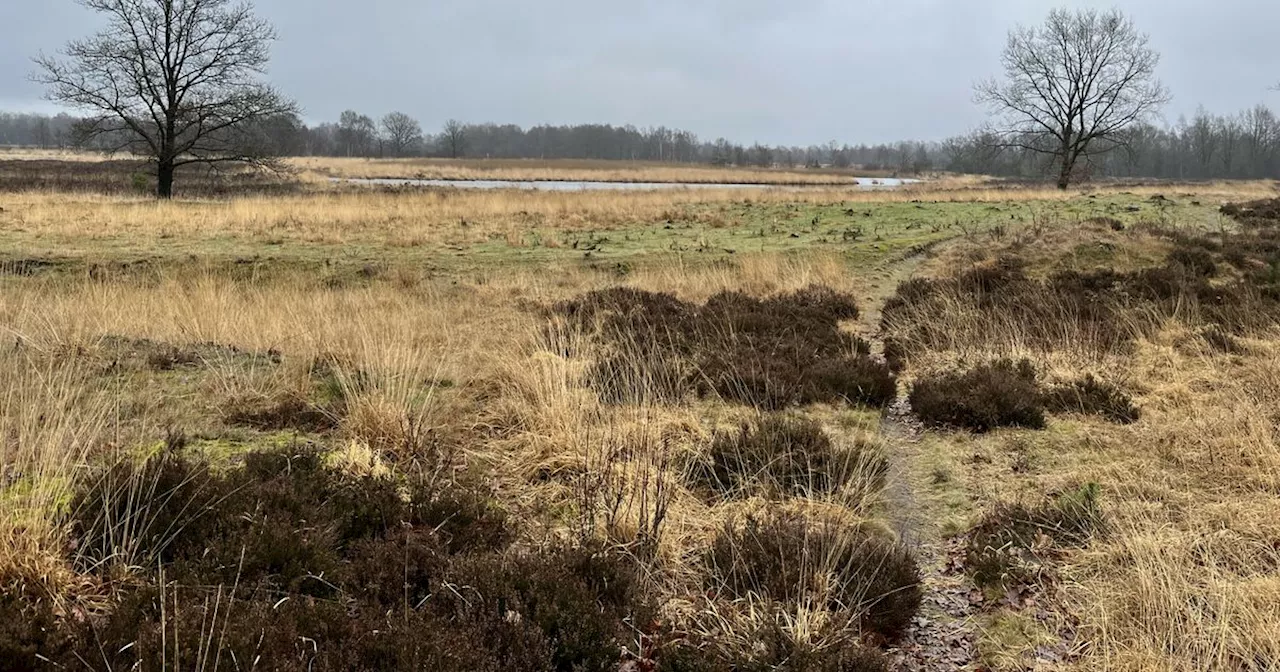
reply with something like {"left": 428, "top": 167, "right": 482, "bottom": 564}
{"left": 335, "top": 176, "right": 920, "bottom": 191}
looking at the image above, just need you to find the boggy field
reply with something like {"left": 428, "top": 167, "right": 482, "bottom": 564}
{"left": 0, "top": 161, "right": 1278, "bottom": 671}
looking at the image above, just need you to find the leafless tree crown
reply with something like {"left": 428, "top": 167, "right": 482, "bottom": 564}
{"left": 442, "top": 119, "right": 466, "bottom": 159}
{"left": 975, "top": 8, "right": 1169, "bottom": 188}
{"left": 380, "top": 112, "right": 422, "bottom": 157}
{"left": 34, "top": 0, "right": 297, "bottom": 197}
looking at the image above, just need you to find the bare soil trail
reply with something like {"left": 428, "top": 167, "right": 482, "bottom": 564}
{"left": 847, "top": 243, "right": 984, "bottom": 671}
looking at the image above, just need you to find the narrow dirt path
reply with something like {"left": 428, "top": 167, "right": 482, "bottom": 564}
{"left": 849, "top": 245, "right": 983, "bottom": 671}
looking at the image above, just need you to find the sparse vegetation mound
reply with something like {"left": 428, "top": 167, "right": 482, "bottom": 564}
{"left": 909, "top": 359, "right": 1046, "bottom": 432}
{"left": 880, "top": 223, "right": 1280, "bottom": 367}
{"left": 557, "top": 285, "right": 896, "bottom": 409}
{"left": 691, "top": 414, "right": 888, "bottom": 501}
{"left": 706, "top": 512, "right": 922, "bottom": 641}
{"left": 18, "top": 447, "right": 656, "bottom": 671}
{"left": 966, "top": 483, "right": 1106, "bottom": 590}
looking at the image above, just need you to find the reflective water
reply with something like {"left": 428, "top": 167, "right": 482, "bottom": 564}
{"left": 335, "top": 176, "right": 920, "bottom": 191}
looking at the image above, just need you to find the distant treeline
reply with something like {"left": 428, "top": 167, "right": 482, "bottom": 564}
{"left": 947, "top": 105, "right": 1280, "bottom": 181}
{"left": 0, "top": 110, "right": 933, "bottom": 174}
{"left": 3, "top": 104, "right": 1278, "bottom": 180}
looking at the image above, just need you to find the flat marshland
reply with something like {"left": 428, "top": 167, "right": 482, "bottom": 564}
{"left": 1, "top": 157, "right": 1278, "bottom": 671}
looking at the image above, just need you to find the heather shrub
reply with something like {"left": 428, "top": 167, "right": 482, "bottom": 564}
{"left": 909, "top": 359, "right": 1046, "bottom": 432}
{"left": 879, "top": 213, "right": 1280, "bottom": 365}
{"left": 0, "top": 591, "right": 69, "bottom": 672}
{"left": 661, "top": 633, "right": 890, "bottom": 672}
{"left": 692, "top": 414, "right": 887, "bottom": 501}
{"left": 48, "top": 446, "right": 657, "bottom": 671}
{"left": 1168, "top": 246, "right": 1218, "bottom": 277}
{"left": 800, "top": 356, "right": 898, "bottom": 408}
{"left": 556, "top": 285, "right": 895, "bottom": 410}
{"left": 225, "top": 393, "right": 338, "bottom": 432}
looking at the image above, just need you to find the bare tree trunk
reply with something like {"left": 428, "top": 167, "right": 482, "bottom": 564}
{"left": 1056, "top": 131, "right": 1075, "bottom": 189}
{"left": 1056, "top": 157, "right": 1073, "bottom": 190}
{"left": 157, "top": 159, "right": 175, "bottom": 199}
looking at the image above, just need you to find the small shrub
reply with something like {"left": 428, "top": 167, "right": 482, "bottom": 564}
{"left": 1042, "top": 375, "right": 1140, "bottom": 424}
{"left": 706, "top": 512, "right": 921, "bottom": 640}
{"left": 49, "top": 445, "right": 648, "bottom": 671}
{"left": 880, "top": 337, "right": 907, "bottom": 374}
{"left": 664, "top": 632, "right": 890, "bottom": 672}
{"left": 448, "top": 546, "right": 653, "bottom": 672}
{"left": 1086, "top": 216, "right": 1125, "bottom": 231}
{"left": 954, "top": 256, "right": 1027, "bottom": 296}
{"left": 557, "top": 285, "right": 894, "bottom": 410}
{"left": 801, "top": 356, "right": 898, "bottom": 408}
{"left": 692, "top": 415, "right": 887, "bottom": 501}
{"left": 407, "top": 480, "right": 513, "bottom": 554}
{"left": 72, "top": 584, "right": 556, "bottom": 672}
{"left": 0, "top": 591, "right": 68, "bottom": 672}
{"left": 909, "top": 359, "right": 1046, "bottom": 432}
{"left": 966, "top": 483, "right": 1105, "bottom": 590}
{"left": 1168, "top": 246, "right": 1218, "bottom": 277}
{"left": 144, "top": 345, "right": 199, "bottom": 370}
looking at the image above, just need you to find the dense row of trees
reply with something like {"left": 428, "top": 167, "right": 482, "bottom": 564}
{"left": 0, "top": 107, "right": 937, "bottom": 172}
{"left": 8, "top": 106, "right": 1278, "bottom": 181}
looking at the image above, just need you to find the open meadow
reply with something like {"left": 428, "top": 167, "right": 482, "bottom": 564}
{"left": 1, "top": 157, "right": 1279, "bottom": 671}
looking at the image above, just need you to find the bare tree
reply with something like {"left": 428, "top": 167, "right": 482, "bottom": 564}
{"left": 33, "top": 0, "right": 296, "bottom": 198}
{"left": 441, "top": 119, "right": 466, "bottom": 159}
{"left": 337, "top": 110, "right": 376, "bottom": 157}
{"left": 381, "top": 112, "right": 422, "bottom": 157}
{"left": 976, "top": 8, "right": 1169, "bottom": 189}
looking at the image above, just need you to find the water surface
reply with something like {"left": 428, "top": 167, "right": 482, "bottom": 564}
{"left": 335, "top": 177, "right": 920, "bottom": 191}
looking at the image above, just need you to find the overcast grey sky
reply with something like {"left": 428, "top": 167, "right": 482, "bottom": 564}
{"left": 2, "top": 1, "right": 1276, "bottom": 146}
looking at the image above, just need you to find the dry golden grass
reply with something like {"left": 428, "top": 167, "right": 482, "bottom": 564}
{"left": 0, "top": 248, "right": 908, "bottom": 668}
{"left": 1062, "top": 329, "right": 1280, "bottom": 671}
{"left": 0, "top": 147, "right": 132, "bottom": 162}
{"left": 1, "top": 180, "right": 1269, "bottom": 254}
{"left": 0, "top": 353, "right": 108, "bottom": 597}
{"left": 3, "top": 170, "right": 1279, "bottom": 665}
{"left": 936, "top": 328, "right": 1280, "bottom": 670}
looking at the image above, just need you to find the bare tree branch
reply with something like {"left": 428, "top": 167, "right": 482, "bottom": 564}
{"left": 32, "top": 0, "right": 298, "bottom": 198}
{"left": 974, "top": 8, "right": 1169, "bottom": 189}
{"left": 380, "top": 112, "right": 423, "bottom": 158}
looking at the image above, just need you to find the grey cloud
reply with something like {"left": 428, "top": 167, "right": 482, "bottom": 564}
{"left": 2, "top": 0, "right": 1277, "bottom": 145}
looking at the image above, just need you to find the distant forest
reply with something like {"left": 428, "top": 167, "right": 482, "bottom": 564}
{"left": 3, "top": 103, "right": 1279, "bottom": 181}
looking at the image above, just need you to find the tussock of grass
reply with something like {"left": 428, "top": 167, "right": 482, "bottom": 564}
{"left": 706, "top": 511, "right": 922, "bottom": 642}
{"left": 690, "top": 413, "right": 888, "bottom": 504}
{"left": 1042, "top": 374, "right": 1140, "bottom": 424}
